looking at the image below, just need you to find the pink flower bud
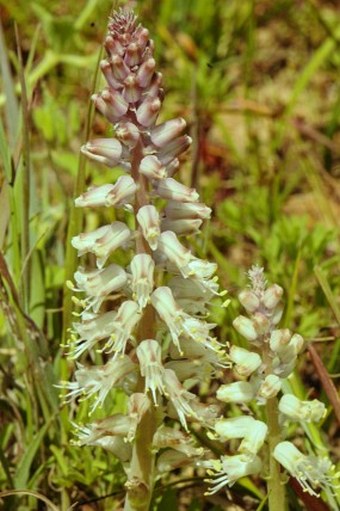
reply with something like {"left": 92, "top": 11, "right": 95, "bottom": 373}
{"left": 136, "top": 97, "right": 162, "bottom": 127}
{"left": 157, "top": 135, "right": 192, "bottom": 165}
{"left": 111, "top": 54, "right": 130, "bottom": 80}
{"left": 75, "top": 176, "right": 137, "bottom": 208}
{"left": 116, "top": 122, "right": 140, "bottom": 148}
{"left": 137, "top": 58, "right": 156, "bottom": 88}
{"left": 100, "top": 60, "right": 121, "bottom": 89}
{"left": 92, "top": 89, "right": 128, "bottom": 123}
{"left": 123, "top": 74, "right": 142, "bottom": 103}
{"left": 104, "top": 35, "right": 124, "bottom": 58}
{"left": 124, "top": 42, "right": 141, "bottom": 67}
{"left": 155, "top": 178, "right": 199, "bottom": 202}
{"left": 139, "top": 155, "right": 167, "bottom": 180}
{"left": 81, "top": 138, "right": 122, "bottom": 167}
{"left": 164, "top": 201, "right": 211, "bottom": 220}
{"left": 150, "top": 118, "right": 186, "bottom": 148}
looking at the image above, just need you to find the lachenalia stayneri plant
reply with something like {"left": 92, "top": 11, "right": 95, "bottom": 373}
{"left": 200, "top": 266, "right": 339, "bottom": 511}
{"left": 62, "top": 9, "right": 228, "bottom": 511}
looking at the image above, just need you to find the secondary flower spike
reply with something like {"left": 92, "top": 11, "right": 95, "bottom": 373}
{"left": 64, "top": 8, "right": 227, "bottom": 511}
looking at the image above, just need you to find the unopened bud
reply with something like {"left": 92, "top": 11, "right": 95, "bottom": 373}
{"left": 258, "top": 374, "right": 282, "bottom": 399}
{"left": 155, "top": 178, "right": 199, "bottom": 202}
{"left": 229, "top": 346, "right": 262, "bottom": 378}
{"left": 253, "top": 312, "right": 270, "bottom": 335}
{"left": 270, "top": 329, "right": 291, "bottom": 352}
{"left": 262, "top": 284, "right": 283, "bottom": 309}
{"left": 150, "top": 118, "right": 186, "bottom": 148}
{"left": 233, "top": 315, "right": 258, "bottom": 342}
{"left": 139, "top": 155, "right": 167, "bottom": 180}
{"left": 238, "top": 290, "right": 260, "bottom": 313}
{"left": 92, "top": 89, "right": 128, "bottom": 123}
{"left": 217, "top": 381, "right": 255, "bottom": 403}
{"left": 81, "top": 138, "right": 122, "bottom": 167}
{"left": 136, "top": 97, "right": 162, "bottom": 127}
{"left": 137, "top": 58, "right": 156, "bottom": 88}
{"left": 279, "top": 394, "right": 326, "bottom": 422}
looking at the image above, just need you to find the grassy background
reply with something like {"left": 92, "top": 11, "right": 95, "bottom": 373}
{"left": 0, "top": 0, "right": 339, "bottom": 509}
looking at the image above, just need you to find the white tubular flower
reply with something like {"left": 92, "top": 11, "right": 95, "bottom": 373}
{"left": 70, "top": 311, "right": 117, "bottom": 358}
{"left": 151, "top": 286, "right": 216, "bottom": 352}
{"left": 71, "top": 222, "right": 131, "bottom": 269}
{"left": 229, "top": 346, "right": 262, "bottom": 378}
{"left": 273, "top": 442, "right": 338, "bottom": 497}
{"left": 150, "top": 117, "right": 186, "bottom": 147}
{"left": 151, "top": 286, "right": 183, "bottom": 350}
{"left": 61, "top": 355, "right": 136, "bottom": 412}
{"left": 214, "top": 416, "right": 255, "bottom": 439}
{"left": 136, "top": 204, "right": 161, "bottom": 250}
{"left": 153, "top": 426, "right": 203, "bottom": 457}
{"left": 233, "top": 315, "right": 258, "bottom": 342}
{"left": 163, "top": 369, "right": 197, "bottom": 431}
{"left": 75, "top": 176, "right": 137, "bottom": 209}
{"left": 164, "top": 201, "right": 211, "bottom": 220}
{"left": 278, "top": 394, "right": 326, "bottom": 422}
{"left": 80, "top": 138, "right": 122, "bottom": 166}
{"left": 186, "top": 258, "right": 217, "bottom": 280}
{"left": 139, "top": 155, "right": 167, "bottom": 180}
{"left": 102, "top": 300, "right": 141, "bottom": 356}
{"left": 130, "top": 253, "right": 154, "bottom": 309}
{"left": 77, "top": 426, "right": 132, "bottom": 461}
{"left": 217, "top": 381, "right": 255, "bottom": 404}
{"left": 258, "top": 374, "right": 282, "bottom": 400}
{"left": 168, "top": 276, "right": 215, "bottom": 314}
{"left": 239, "top": 421, "right": 268, "bottom": 455}
{"left": 157, "top": 231, "right": 192, "bottom": 273}
{"left": 72, "top": 264, "right": 127, "bottom": 313}
{"left": 214, "top": 416, "right": 267, "bottom": 456}
{"left": 161, "top": 217, "right": 202, "bottom": 236}
{"left": 165, "top": 359, "right": 212, "bottom": 383}
{"left": 155, "top": 178, "right": 199, "bottom": 202}
{"left": 201, "top": 454, "right": 262, "bottom": 494}
{"left": 136, "top": 339, "right": 165, "bottom": 403}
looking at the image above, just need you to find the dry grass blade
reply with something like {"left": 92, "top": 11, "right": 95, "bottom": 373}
{"left": 307, "top": 344, "right": 340, "bottom": 426}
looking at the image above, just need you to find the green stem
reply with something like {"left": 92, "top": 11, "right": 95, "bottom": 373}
{"left": 265, "top": 396, "right": 287, "bottom": 511}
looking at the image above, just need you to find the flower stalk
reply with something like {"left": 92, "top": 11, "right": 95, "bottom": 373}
{"left": 201, "top": 266, "right": 336, "bottom": 510}
{"left": 63, "top": 8, "right": 227, "bottom": 510}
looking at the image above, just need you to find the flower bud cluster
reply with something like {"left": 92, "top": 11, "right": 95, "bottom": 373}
{"left": 62, "top": 9, "right": 228, "bottom": 490}
{"left": 202, "top": 266, "right": 335, "bottom": 498}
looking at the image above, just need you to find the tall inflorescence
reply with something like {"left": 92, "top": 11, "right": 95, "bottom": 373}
{"left": 200, "top": 266, "right": 338, "bottom": 510}
{"left": 63, "top": 9, "right": 228, "bottom": 511}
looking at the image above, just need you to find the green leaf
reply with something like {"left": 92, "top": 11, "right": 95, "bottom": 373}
{"left": 14, "top": 421, "right": 51, "bottom": 488}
